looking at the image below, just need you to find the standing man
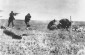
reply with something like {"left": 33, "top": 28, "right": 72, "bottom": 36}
{"left": 25, "top": 13, "right": 31, "bottom": 28}
{"left": 8, "top": 11, "right": 15, "bottom": 27}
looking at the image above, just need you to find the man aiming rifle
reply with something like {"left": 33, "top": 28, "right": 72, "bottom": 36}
{"left": 8, "top": 11, "right": 19, "bottom": 27}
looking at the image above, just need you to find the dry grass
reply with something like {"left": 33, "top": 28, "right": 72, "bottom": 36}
{"left": 0, "top": 19, "right": 85, "bottom": 55}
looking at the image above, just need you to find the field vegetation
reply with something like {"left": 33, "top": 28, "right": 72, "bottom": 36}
{"left": 0, "top": 19, "right": 85, "bottom": 55}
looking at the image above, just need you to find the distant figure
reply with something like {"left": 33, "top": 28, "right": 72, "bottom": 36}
{"left": 3, "top": 30, "right": 22, "bottom": 39}
{"left": 47, "top": 19, "right": 57, "bottom": 30}
{"left": 25, "top": 13, "right": 31, "bottom": 27}
{"left": 57, "top": 18, "right": 71, "bottom": 30}
{"left": 8, "top": 11, "right": 15, "bottom": 27}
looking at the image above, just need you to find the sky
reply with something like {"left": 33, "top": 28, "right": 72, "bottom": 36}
{"left": 0, "top": 0, "right": 85, "bottom": 21}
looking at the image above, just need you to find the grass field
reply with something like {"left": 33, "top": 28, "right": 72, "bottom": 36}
{"left": 0, "top": 19, "right": 85, "bottom": 55}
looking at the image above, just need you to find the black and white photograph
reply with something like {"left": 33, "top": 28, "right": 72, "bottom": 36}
{"left": 0, "top": 0, "right": 85, "bottom": 55}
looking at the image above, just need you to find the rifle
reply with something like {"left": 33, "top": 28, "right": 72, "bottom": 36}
{"left": 14, "top": 13, "right": 19, "bottom": 16}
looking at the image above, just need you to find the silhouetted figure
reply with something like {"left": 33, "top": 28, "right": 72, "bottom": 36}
{"left": 57, "top": 19, "right": 71, "bottom": 30}
{"left": 25, "top": 13, "right": 31, "bottom": 27}
{"left": 3, "top": 30, "right": 22, "bottom": 39}
{"left": 8, "top": 11, "right": 15, "bottom": 27}
{"left": 47, "top": 19, "right": 56, "bottom": 30}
